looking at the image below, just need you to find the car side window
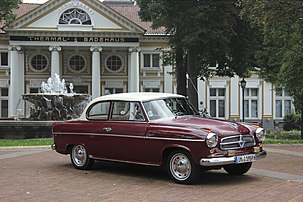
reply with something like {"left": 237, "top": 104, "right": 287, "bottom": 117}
{"left": 111, "top": 101, "right": 145, "bottom": 121}
{"left": 87, "top": 101, "right": 110, "bottom": 120}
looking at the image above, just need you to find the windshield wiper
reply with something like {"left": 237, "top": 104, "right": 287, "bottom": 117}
{"left": 175, "top": 112, "right": 185, "bottom": 117}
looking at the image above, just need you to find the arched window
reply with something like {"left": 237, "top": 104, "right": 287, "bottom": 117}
{"left": 59, "top": 8, "right": 91, "bottom": 25}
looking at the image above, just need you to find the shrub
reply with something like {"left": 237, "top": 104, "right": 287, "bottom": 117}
{"left": 283, "top": 111, "right": 301, "bottom": 131}
{"left": 266, "top": 130, "right": 301, "bottom": 140}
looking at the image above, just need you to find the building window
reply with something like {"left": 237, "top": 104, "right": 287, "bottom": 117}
{"left": 106, "top": 55, "right": 123, "bottom": 72}
{"left": 0, "top": 88, "right": 8, "bottom": 117}
{"left": 72, "top": 85, "right": 89, "bottom": 94}
{"left": 59, "top": 8, "right": 91, "bottom": 25}
{"left": 209, "top": 88, "right": 226, "bottom": 118}
{"left": 144, "top": 88, "right": 160, "bottom": 93}
{"left": 275, "top": 88, "right": 292, "bottom": 118}
{"left": 244, "top": 88, "right": 259, "bottom": 118}
{"left": 105, "top": 88, "right": 123, "bottom": 95}
{"left": 143, "top": 53, "right": 160, "bottom": 68}
{"left": 68, "top": 55, "right": 86, "bottom": 72}
{"left": 29, "top": 87, "right": 40, "bottom": 93}
{"left": 30, "top": 54, "right": 48, "bottom": 72}
{"left": 0, "top": 52, "right": 8, "bottom": 67}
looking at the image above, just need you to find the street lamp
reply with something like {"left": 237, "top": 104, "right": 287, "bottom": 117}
{"left": 240, "top": 78, "right": 247, "bottom": 122}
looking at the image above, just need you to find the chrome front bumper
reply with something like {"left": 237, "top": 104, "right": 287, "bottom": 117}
{"left": 200, "top": 150, "right": 267, "bottom": 166}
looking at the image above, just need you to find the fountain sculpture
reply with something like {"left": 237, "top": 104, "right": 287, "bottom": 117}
{"left": 18, "top": 74, "right": 91, "bottom": 121}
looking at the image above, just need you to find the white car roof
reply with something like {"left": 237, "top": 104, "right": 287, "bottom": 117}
{"left": 78, "top": 93, "right": 184, "bottom": 120}
{"left": 90, "top": 92, "right": 184, "bottom": 102}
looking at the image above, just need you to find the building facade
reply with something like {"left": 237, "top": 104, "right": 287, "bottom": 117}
{"left": 198, "top": 75, "right": 294, "bottom": 130}
{"left": 0, "top": 0, "right": 293, "bottom": 130}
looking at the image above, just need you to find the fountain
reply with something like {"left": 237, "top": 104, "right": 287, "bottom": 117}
{"left": 18, "top": 74, "right": 91, "bottom": 121}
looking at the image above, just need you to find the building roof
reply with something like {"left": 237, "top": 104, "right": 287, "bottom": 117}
{"left": 15, "top": 3, "right": 40, "bottom": 19}
{"left": 0, "top": 1, "right": 166, "bottom": 35}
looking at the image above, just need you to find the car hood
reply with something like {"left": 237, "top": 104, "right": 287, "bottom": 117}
{"left": 155, "top": 116, "right": 251, "bottom": 137}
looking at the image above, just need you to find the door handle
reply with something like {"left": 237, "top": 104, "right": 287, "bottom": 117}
{"left": 103, "top": 127, "right": 112, "bottom": 132}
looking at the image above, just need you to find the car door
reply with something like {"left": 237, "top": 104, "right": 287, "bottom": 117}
{"left": 100, "top": 101, "right": 148, "bottom": 163}
{"left": 82, "top": 101, "right": 111, "bottom": 158}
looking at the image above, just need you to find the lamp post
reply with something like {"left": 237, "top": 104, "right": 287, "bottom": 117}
{"left": 240, "top": 78, "right": 247, "bottom": 122}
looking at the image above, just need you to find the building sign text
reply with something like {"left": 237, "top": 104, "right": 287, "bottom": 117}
{"left": 10, "top": 36, "right": 139, "bottom": 43}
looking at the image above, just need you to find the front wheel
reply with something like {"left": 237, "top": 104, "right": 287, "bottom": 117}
{"left": 167, "top": 150, "right": 199, "bottom": 184}
{"left": 70, "top": 145, "right": 94, "bottom": 170}
{"left": 223, "top": 162, "right": 252, "bottom": 175}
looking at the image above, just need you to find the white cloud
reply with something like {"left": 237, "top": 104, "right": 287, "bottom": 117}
{"left": 22, "top": 0, "right": 49, "bottom": 4}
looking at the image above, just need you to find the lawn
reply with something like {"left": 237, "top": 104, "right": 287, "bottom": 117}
{"left": 264, "top": 130, "right": 303, "bottom": 144}
{"left": 0, "top": 138, "right": 53, "bottom": 147}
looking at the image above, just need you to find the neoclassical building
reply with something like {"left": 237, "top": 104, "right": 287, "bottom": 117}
{"left": 0, "top": 0, "right": 294, "bottom": 130}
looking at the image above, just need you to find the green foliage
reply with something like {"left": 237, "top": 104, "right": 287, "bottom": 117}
{"left": 137, "top": 0, "right": 261, "bottom": 79}
{"left": 241, "top": 0, "right": 303, "bottom": 110}
{"left": 266, "top": 130, "right": 301, "bottom": 140}
{"left": 242, "top": 0, "right": 303, "bottom": 138}
{"left": 138, "top": 0, "right": 261, "bottom": 106}
{"left": 0, "top": 0, "right": 21, "bottom": 25}
{"left": 265, "top": 130, "right": 303, "bottom": 144}
{"left": 0, "top": 138, "right": 53, "bottom": 147}
{"left": 283, "top": 111, "right": 301, "bottom": 131}
{"left": 264, "top": 139, "right": 303, "bottom": 144}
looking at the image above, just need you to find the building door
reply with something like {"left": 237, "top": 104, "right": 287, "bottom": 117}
{"left": 0, "top": 88, "right": 8, "bottom": 117}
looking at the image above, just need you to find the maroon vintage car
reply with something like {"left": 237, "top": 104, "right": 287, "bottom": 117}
{"left": 52, "top": 93, "right": 266, "bottom": 184}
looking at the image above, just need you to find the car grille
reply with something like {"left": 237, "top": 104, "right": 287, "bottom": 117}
{"left": 220, "top": 135, "right": 255, "bottom": 150}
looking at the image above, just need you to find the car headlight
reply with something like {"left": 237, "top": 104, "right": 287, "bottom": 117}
{"left": 206, "top": 132, "right": 218, "bottom": 148}
{"left": 256, "top": 127, "right": 266, "bottom": 141}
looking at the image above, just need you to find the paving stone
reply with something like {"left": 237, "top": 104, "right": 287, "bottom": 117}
{"left": 0, "top": 144, "right": 302, "bottom": 201}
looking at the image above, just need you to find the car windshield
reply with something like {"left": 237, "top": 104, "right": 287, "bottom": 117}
{"left": 143, "top": 97, "right": 197, "bottom": 120}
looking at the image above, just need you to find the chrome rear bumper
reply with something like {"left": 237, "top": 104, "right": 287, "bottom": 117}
{"left": 51, "top": 143, "right": 56, "bottom": 150}
{"left": 200, "top": 150, "right": 267, "bottom": 167}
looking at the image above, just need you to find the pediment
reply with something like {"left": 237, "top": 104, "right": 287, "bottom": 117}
{"left": 7, "top": 0, "right": 145, "bottom": 34}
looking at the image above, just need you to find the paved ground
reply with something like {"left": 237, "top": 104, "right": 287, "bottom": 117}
{"left": 0, "top": 144, "right": 303, "bottom": 202}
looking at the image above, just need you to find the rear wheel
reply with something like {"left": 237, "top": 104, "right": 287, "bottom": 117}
{"left": 167, "top": 150, "right": 199, "bottom": 184}
{"left": 223, "top": 162, "right": 252, "bottom": 175}
{"left": 70, "top": 145, "right": 94, "bottom": 170}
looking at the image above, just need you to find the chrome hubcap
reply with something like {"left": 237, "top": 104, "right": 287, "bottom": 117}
{"left": 170, "top": 153, "right": 191, "bottom": 181}
{"left": 72, "top": 145, "right": 87, "bottom": 167}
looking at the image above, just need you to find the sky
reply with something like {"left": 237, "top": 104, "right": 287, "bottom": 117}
{"left": 22, "top": 0, "right": 49, "bottom": 3}
{"left": 21, "top": 0, "right": 127, "bottom": 3}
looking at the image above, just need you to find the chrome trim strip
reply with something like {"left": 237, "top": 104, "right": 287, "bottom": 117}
{"left": 89, "top": 156, "right": 160, "bottom": 167}
{"left": 199, "top": 150, "right": 267, "bottom": 166}
{"left": 52, "top": 132, "right": 205, "bottom": 142}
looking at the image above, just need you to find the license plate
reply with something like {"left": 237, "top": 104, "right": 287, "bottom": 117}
{"left": 235, "top": 154, "right": 256, "bottom": 164}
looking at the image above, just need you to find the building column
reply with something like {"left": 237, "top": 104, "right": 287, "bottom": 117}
{"left": 8, "top": 45, "right": 21, "bottom": 118}
{"left": 197, "top": 78, "right": 206, "bottom": 111}
{"left": 49, "top": 46, "right": 61, "bottom": 79}
{"left": 90, "top": 46, "right": 102, "bottom": 99}
{"left": 230, "top": 76, "right": 240, "bottom": 121}
{"left": 164, "top": 64, "right": 173, "bottom": 93}
{"left": 262, "top": 80, "right": 274, "bottom": 129}
{"left": 128, "top": 47, "right": 140, "bottom": 92}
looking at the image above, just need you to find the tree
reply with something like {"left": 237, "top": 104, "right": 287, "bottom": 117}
{"left": 242, "top": 0, "right": 303, "bottom": 138}
{"left": 0, "top": 0, "right": 21, "bottom": 25}
{"left": 137, "top": 0, "right": 260, "bottom": 108}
